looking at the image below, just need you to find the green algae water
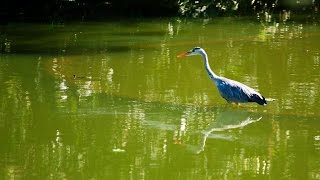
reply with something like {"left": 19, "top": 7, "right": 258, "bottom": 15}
{"left": 0, "top": 18, "right": 320, "bottom": 179}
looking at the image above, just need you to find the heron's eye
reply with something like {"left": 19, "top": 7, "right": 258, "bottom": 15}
{"left": 193, "top": 47, "right": 200, "bottom": 52}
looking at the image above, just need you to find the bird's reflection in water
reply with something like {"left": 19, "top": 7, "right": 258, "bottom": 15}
{"left": 189, "top": 108, "right": 263, "bottom": 154}
{"left": 142, "top": 105, "right": 263, "bottom": 154}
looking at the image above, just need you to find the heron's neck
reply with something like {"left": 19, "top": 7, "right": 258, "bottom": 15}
{"left": 200, "top": 51, "right": 219, "bottom": 80}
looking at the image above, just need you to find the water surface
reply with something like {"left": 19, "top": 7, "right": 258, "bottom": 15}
{"left": 0, "top": 18, "right": 320, "bottom": 179}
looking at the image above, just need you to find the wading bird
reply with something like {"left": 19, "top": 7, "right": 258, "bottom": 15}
{"left": 177, "top": 47, "right": 268, "bottom": 105}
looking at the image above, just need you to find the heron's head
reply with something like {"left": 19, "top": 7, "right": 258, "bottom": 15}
{"left": 177, "top": 47, "right": 204, "bottom": 58}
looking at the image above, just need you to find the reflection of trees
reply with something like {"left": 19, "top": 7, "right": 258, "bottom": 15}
{"left": 254, "top": 23, "right": 320, "bottom": 115}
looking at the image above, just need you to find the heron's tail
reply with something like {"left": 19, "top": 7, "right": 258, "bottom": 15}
{"left": 265, "top": 98, "right": 276, "bottom": 102}
{"left": 250, "top": 94, "right": 267, "bottom": 105}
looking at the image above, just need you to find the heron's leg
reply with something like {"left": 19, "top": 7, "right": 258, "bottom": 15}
{"left": 230, "top": 102, "right": 240, "bottom": 108}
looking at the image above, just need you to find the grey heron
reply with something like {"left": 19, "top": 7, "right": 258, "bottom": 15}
{"left": 177, "top": 47, "right": 268, "bottom": 106}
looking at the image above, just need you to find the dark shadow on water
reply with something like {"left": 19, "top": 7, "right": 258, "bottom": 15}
{"left": 110, "top": 31, "right": 166, "bottom": 37}
{"left": 11, "top": 44, "right": 137, "bottom": 55}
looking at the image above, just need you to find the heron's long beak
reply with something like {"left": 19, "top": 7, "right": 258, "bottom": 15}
{"left": 177, "top": 52, "right": 189, "bottom": 58}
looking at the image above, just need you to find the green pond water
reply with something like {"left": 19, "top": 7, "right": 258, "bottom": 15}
{"left": 0, "top": 18, "right": 320, "bottom": 179}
